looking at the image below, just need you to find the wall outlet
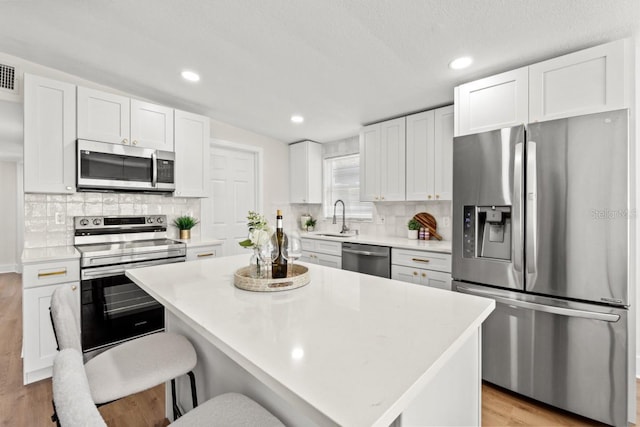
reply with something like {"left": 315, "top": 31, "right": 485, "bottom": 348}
{"left": 55, "top": 212, "right": 65, "bottom": 225}
{"left": 442, "top": 216, "right": 451, "bottom": 227}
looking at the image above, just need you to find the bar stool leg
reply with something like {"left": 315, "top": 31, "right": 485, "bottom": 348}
{"left": 187, "top": 371, "right": 198, "bottom": 408}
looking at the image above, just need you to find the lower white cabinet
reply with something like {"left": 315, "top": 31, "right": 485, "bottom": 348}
{"left": 186, "top": 244, "right": 222, "bottom": 261}
{"left": 391, "top": 248, "right": 451, "bottom": 291}
{"left": 300, "top": 238, "right": 342, "bottom": 269}
{"left": 22, "top": 257, "right": 80, "bottom": 384}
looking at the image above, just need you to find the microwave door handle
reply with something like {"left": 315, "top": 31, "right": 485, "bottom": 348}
{"left": 151, "top": 151, "right": 158, "bottom": 187}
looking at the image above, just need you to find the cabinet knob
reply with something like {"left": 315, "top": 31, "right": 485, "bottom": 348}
{"left": 428, "top": 195, "right": 432, "bottom": 199}
{"left": 421, "top": 273, "right": 426, "bottom": 278}
{"left": 132, "top": 140, "right": 138, "bottom": 145}
{"left": 122, "top": 138, "right": 128, "bottom": 144}
{"left": 413, "top": 271, "right": 418, "bottom": 276}
{"left": 381, "top": 196, "right": 385, "bottom": 200}
{"left": 374, "top": 196, "right": 379, "bottom": 201}
{"left": 66, "top": 186, "right": 73, "bottom": 191}
{"left": 71, "top": 285, "right": 77, "bottom": 291}
{"left": 435, "top": 194, "right": 440, "bottom": 199}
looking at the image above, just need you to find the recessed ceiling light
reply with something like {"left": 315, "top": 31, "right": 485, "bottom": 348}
{"left": 181, "top": 70, "right": 200, "bottom": 82}
{"left": 449, "top": 56, "right": 473, "bottom": 70}
{"left": 291, "top": 115, "right": 304, "bottom": 124}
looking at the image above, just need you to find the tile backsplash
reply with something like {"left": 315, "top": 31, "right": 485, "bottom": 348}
{"left": 290, "top": 200, "right": 452, "bottom": 241}
{"left": 24, "top": 193, "right": 201, "bottom": 248}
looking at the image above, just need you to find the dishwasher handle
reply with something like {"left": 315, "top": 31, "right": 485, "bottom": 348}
{"left": 342, "top": 248, "right": 388, "bottom": 257}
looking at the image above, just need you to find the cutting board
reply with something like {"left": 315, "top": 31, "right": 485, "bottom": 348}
{"left": 413, "top": 212, "right": 442, "bottom": 240}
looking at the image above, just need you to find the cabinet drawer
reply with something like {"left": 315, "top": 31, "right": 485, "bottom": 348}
{"left": 186, "top": 245, "right": 221, "bottom": 261}
{"left": 301, "top": 238, "right": 342, "bottom": 256}
{"left": 23, "top": 259, "right": 80, "bottom": 288}
{"left": 392, "top": 265, "right": 451, "bottom": 291}
{"left": 391, "top": 248, "right": 451, "bottom": 273}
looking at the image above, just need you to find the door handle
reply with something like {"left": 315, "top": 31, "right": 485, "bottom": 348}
{"left": 526, "top": 141, "right": 537, "bottom": 276}
{"left": 513, "top": 142, "right": 524, "bottom": 274}
{"left": 342, "top": 248, "right": 388, "bottom": 257}
{"left": 151, "top": 151, "right": 158, "bottom": 187}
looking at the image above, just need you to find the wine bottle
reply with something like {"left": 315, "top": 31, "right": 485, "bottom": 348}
{"left": 272, "top": 210, "right": 288, "bottom": 278}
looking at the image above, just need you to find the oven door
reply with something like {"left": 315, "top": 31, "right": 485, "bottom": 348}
{"left": 80, "top": 258, "right": 182, "bottom": 356}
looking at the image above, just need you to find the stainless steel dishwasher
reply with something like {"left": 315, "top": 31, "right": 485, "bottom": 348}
{"left": 341, "top": 242, "right": 390, "bottom": 278}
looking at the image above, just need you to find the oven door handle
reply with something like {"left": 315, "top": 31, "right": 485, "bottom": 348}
{"left": 81, "top": 258, "right": 184, "bottom": 280}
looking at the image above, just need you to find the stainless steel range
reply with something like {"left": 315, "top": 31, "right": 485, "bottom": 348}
{"left": 74, "top": 215, "right": 186, "bottom": 358}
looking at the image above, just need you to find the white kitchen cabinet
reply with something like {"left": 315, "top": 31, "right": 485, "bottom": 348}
{"left": 174, "top": 110, "right": 210, "bottom": 197}
{"left": 301, "top": 238, "right": 342, "bottom": 269}
{"left": 529, "top": 39, "right": 629, "bottom": 122}
{"left": 360, "top": 117, "right": 406, "bottom": 202}
{"left": 77, "top": 86, "right": 130, "bottom": 144}
{"left": 454, "top": 67, "right": 528, "bottom": 137}
{"left": 289, "top": 141, "right": 322, "bottom": 204}
{"left": 406, "top": 105, "right": 454, "bottom": 201}
{"left": 23, "top": 74, "right": 76, "bottom": 194}
{"left": 186, "top": 243, "right": 222, "bottom": 261}
{"left": 78, "top": 86, "right": 174, "bottom": 150}
{"left": 455, "top": 39, "right": 630, "bottom": 136}
{"left": 22, "top": 258, "right": 80, "bottom": 385}
{"left": 391, "top": 248, "right": 451, "bottom": 291}
{"left": 130, "top": 99, "right": 174, "bottom": 150}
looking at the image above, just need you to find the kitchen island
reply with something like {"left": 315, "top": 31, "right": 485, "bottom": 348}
{"left": 126, "top": 254, "right": 494, "bottom": 426}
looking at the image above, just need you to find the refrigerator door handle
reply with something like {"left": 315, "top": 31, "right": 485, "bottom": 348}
{"left": 513, "top": 142, "right": 524, "bottom": 273}
{"left": 526, "top": 141, "right": 537, "bottom": 275}
{"left": 456, "top": 285, "right": 620, "bottom": 322}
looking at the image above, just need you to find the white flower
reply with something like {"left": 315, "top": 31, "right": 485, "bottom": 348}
{"left": 250, "top": 229, "right": 270, "bottom": 246}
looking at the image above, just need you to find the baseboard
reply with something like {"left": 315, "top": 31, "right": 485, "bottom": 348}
{"left": 0, "top": 264, "right": 17, "bottom": 273}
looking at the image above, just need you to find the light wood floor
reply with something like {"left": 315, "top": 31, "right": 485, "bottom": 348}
{"left": 0, "top": 271, "right": 637, "bottom": 426}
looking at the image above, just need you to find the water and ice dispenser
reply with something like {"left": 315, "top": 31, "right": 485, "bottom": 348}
{"left": 462, "top": 206, "right": 511, "bottom": 260}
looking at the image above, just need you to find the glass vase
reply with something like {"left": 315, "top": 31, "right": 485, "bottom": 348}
{"left": 249, "top": 247, "right": 268, "bottom": 279}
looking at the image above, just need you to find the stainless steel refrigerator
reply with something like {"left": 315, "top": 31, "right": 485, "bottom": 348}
{"left": 452, "top": 109, "right": 630, "bottom": 426}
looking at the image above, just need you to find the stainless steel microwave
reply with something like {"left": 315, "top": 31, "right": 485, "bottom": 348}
{"left": 77, "top": 139, "right": 175, "bottom": 193}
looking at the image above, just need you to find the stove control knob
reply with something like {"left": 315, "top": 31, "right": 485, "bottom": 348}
{"left": 156, "top": 217, "right": 164, "bottom": 224}
{"left": 147, "top": 218, "right": 154, "bottom": 224}
{"left": 79, "top": 218, "right": 89, "bottom": 226}
{"left": 93, "top": 219, "right": 101, "bottom": 226}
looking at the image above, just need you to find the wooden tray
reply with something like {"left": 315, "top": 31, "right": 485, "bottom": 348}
{"left": 234, "top": 264, "right": 310, "bottom": 292}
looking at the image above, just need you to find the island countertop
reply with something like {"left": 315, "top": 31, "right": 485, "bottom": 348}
{"left": 126, "top": 254, "right": 494, "bottom": 426}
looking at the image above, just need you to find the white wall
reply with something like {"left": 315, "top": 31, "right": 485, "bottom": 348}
{"left": 0, "top": 161, "right": 17, "bottom": 272}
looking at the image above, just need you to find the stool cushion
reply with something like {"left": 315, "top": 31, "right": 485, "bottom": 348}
{"left": 85, "top": 332, "right": 196, "bottom": 404}
{"left": 53, "top": 349, "right": 107, "bottom": 427}
{"left": 171, "top": 393, "right": 284, "bottom": 427}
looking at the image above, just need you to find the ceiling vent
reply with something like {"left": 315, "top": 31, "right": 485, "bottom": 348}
{"left": 0, "top": 63, "right": 17, "bottom": 94}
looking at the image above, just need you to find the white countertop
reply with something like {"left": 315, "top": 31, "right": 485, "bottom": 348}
{"left": 21, "top": 245, "right": 80, "bottom": 264}
{"left": 126, "top": 254, "right": 493, "bottom": 426}
{"left": 302, "top": 232, "right": 452, "bottom": 253}
{"left": 175, "top": 237, "right": 224, "bottom": 248}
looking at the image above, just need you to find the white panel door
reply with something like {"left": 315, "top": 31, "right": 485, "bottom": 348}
{"left": 130, "top": 99, "right": 174, "bottom": 150}
{"left": 433, "top": 105, "right": 454, "bottom": 201}
{"left": 205, "top": 146, "right": 258, "bottom": 256}
{"left": 455, "top": 67, "right": 528, "bottom": 136}
{"left": 380, "top": 117, "right": 406, "bottom": 201}
{"left": 175, "top": 110, "right": 210, "bottom": 197}
{"left": 359, "top": 123, "right": 381, "bottom": 202}
{"left": 23, "top": 74, "right": 76, "bottom": 193}
{"left": 529, "top": 39, "right": 628, "bottom": 122}
{"left": 406, "top": 110, "right": 435, "bottom": 201}
{"left": 77, "top": 87, "right": 130, "bottom": 144}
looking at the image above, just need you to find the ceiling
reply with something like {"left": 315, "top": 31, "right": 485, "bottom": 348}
{"left": 0, "top": 1, "right": 638, "bottom": 144}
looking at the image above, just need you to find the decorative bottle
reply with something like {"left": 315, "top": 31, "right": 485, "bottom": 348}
{"left": 272, "top": 210, "right": 288, "bottom": 278}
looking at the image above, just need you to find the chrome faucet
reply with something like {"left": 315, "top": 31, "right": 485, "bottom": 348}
{"left": 332, "top": 199, "right": 349, "bottom": 234}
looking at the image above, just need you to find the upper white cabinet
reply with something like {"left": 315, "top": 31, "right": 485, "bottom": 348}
{"left": 406, "top": 105, "right": 454, "bottom": 201}
{"left": 289, "top": 140, "right": 322, "bottom": 204}
{"left": 454, "top": 67, "right": 528, "bottom": 137}
{"left": 528, "top": 39, "right": 628, "bottom": 122}
{"left": 77, "top": 87, "right": 174, "bottom": 150}
{"left": 24, "top": 74, "right": 77, "bottom": 194}
{"left": 360, "top": 117, "right": 406, "bottom": 202}
{"left": 454, "top": 39, "right": 630, "bottom": 136}
{"left": 174, "top": 110, "right": 210, "bottom": 197}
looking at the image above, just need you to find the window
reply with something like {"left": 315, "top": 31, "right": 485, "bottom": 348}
{"left": 323, "top": 154, "right": 373, "bottom": 220}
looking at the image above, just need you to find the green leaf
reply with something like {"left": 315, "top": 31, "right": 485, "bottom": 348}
{"left": 238, "top": 239, "right": 253, "bottom": 247}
